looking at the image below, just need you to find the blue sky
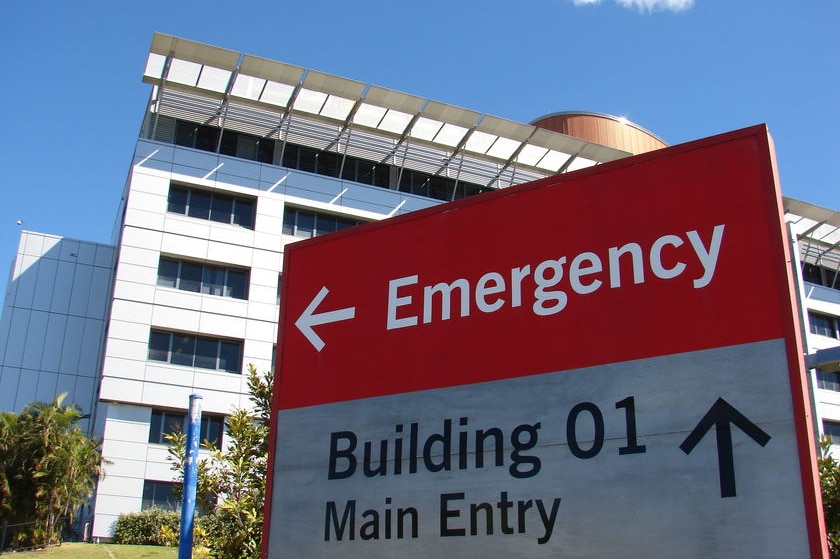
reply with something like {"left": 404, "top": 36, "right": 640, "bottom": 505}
{"left": 1, "top": 0, "right": 837, "bottom": 272}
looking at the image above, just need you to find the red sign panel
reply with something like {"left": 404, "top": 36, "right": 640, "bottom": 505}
{"left": 264, "top": 126, "right": 827, "bottom": 559}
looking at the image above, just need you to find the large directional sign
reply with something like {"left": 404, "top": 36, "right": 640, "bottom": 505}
{"left": 264, "top": 126, "right": 827, "bottom": 558}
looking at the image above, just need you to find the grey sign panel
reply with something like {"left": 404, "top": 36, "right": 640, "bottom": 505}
{"left": 268, "top": 339, "right": 808, "bottom": 559}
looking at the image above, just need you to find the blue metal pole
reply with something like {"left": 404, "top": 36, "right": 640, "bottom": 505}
{"left": 178, "top": 394, "right": 202, "bottom": 559}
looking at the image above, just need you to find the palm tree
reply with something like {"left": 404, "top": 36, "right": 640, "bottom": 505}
{"left": 0, "top": 393, "right": 103, "bottom": 549}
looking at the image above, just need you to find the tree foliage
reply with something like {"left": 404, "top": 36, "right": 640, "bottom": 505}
{"left": 168, "top": 364, "right": 273, "bottom": 559}
{"left": 820, "top": 435, "right": 840, "bottom": 558}
{"left": 0, "top": 393, "right": 103, "bottom": 549}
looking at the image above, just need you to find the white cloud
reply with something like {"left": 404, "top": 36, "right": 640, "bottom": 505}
{"left": 572, "top": 0, "right": 694, "bottom": 12}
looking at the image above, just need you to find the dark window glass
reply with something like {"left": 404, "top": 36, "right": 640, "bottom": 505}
{"left": 818, "top": 371, "right": 840, "bottom": 392}
{"left": 194, "top": 337, "right": 218, "bottom": 370}
{"left": 188, "top": 191, "right": 212, "bottom": 220}
{"left": 174, "top": 121, "right": 198, "bottom": 148}
{"left": 810, "top": 312, "right": 839, "bottom": 339}
{"left": 282, "top": 210, "right": 296, "bottom": 235}
{"left": 171, "top": 334, "right": 196, "bottom": 366}
{"left": 296, "top": 211, "right": 315, "bottom": 238}
{"left": 149, "top": 331, "right": 242, "bottom": 374}
{"left": 195, "top": 126, "right": 219, "bottom": 152}
{"left": 148, "top": 331, "right": 171, "bottom": 362}
{"left": 210, "top": 195, "right": 233, "bottom": 224}
{"left": 167, "top": 187, "right": 188, "bottom": 214}
{"left": 227, "top": 270, "right": 248, "bottom": 299}
{"left": 297, "top": 147, "right": 317, "bottom": 173}
{"left": 142, "top": 480, "right": 178, "bottom": 511}
{"left": 803, "top": 263, "right": 823, "bottom": 284}
{"left": 824, "top": 421, "right": 840, "bottom": 440}
{"left": 232, "top": 199, "right": 254, "bottom": 228}
{"left": 157, "top": 258, "right": 178, "bottom": 288}
{"left": 257, "top": 139, "right": 275, "bottom": 164}
{"left": 316, "top": 214, "right": 337, "bottom": 236}
{"left": 219, "top": 341, "right": 242, "bottom": 373}
{"left": 201, "top": 267, "right": 225, "bottom": 297}
{"left": 219, "top": 131, "right": 238, "bottom": 157}
{"left": 179, "top": 262, "right": 203, "bottom": 293}
{"left": 201, "top": 416, "right": 224, "bottom": 448}
{"left": 318, "top": 152, "right": 341, "bottom": 177}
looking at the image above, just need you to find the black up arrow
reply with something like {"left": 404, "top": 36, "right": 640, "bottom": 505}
{"left": 679, "top": 397, "right": 771, "bottom": 498}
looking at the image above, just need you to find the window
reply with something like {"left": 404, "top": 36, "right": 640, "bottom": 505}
{"left": 282, "top": 207, "right": 365, "bottom": 238}
{"left": 802, "top": 262, "right": 840, "bottom": 290}
{"left": 148, "top": 330, "right": 243, "bottom": 373}
{"left": 149, "top": 409, "right": 224, "bottom": 447}
{"left": 157, "top": 257, "right": 248, "bottom": 299}
{"left": 167, "top": 185, "right": 255, "bottom": 229}
{"left": 824, "top": 421, "right": 840, "bottom": 440}
{"left": 809, "top": 311, "right": 840, "bottom": 340}
{"left": 220, "top": 130, "right": 275, "bottom": 164}
{"left": 818, "top": 371, "right": 840, "bottom": 392}
{"left": 142, "top": 480, "right": 178, "bottom": 511}
{"left": 174, "top": 121, "right": 220, "bottom": 153}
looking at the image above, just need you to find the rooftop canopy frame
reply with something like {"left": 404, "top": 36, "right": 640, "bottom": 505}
{"left": 143, "top": 33, "right": 631, "bottom": 190}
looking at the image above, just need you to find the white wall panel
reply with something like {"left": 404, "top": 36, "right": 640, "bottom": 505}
{"left": 151, "top": 304, "right": 201, "bottom": 331}
{"left": 103, "top": 338, "right": 148, "bottom": 362}
{"left": 95, "top": 477, "right": 145, "bottom": 501}
{"left": 13, "top": 255, "right": 39, "bottom": 305}
{"left": 197, "top": 313, "right": 247, "bottom": 338}
{"left": 141, "top": 382, "right": 192, "bottom": 409}
{"left": 206, "top": 239, "right": 252, "bottom": 267}
{"left": 35, "top": 371, "right": 58, "bottom": 403}
{"left": 99, "top": 376, "right": 144, "bottom": 402}
{"left": 112, "top": 279, "right": 156, "bottom": 303}
{"left": 50, "top": 261, "right": 76, "bottom": 314}
{"left": 101, "top": 357, "right": 146, "bottom": 380}
{"left": 252, "top": 231, "right": 284, "bottom": 253}
{"left": 246, "top": 302, "right": 278, "bottom": 322}
{"left": 109, "top": 300, "right": 154, "bottom": 325}
{"left": 117, "top": 245, "right": 159, "bottom": 269}
{"left": 95, "top": 244, "right": 116, "bottom": 268}
{"left": 200, "top": 296, "right": 248, "bottom": 318}
{"left": 143, "top": 364, "right": 194, "bottom": 387}
{"left": 107, "top": 320, "right": 151, "bottom": 344}
{"left": 244, "top": 320, "right": 276, "bottom": 343}
{"left": 4, "top": 308, "right": 30, "bottom": 367}
{"left": 0, "top": 368, "right": 19, "bottom": 409}
{"left": 59, "top": 316, "right": 84, "bottom": 372}
{"left": 22, "top": 310, "right": 49, "bottom": 369}
{"left": 161, "top": 216, "right": 211, "bottom": 240}
{"left": 251, "top": 248, "right": 282, "bottom": 271}
{"left": 153, "top": 288, "right": 202, "bottom": 312}
{"left": 128, "top": 189, "right": 166, "bottom": 214}
{"left": 160, "top": 234, "right": 209, "bottom": 260}
{"left": 247, "top": 284, "right": 277, "bottom": 306}
{"left": 104, "top": 457, "right": 147, "bottom": 479}
{"left": 121, "top": 227, "right": 164, "bottom": 251}
{"left": 32, "top": 257, "right": 58, "bottom": 311}
{"left": 105, "top": 402, "right": 152, "bottom": 423}
{"left": 79, "top": 319, "right": 105, "bottom": 374}
{"left": 68, "top": 265, "right": 93, "bottom": 315}
{"left": 41, "top": 313, "right": 68, "bottom": 372}
{"left": 75, "top": 241, "right": 98, "bottom": 265}
{"left": 124, "top": 208, "right": 166, "bottom": 231}
{"left": 207, "top": 225, "right": 255, "bottom": 252}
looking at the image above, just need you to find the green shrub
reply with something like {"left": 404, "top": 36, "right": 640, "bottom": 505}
{"left": 112, "top": 508, "right": 180, "bottom": 546}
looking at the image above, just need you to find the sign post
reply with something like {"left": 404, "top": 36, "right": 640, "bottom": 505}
{"left": 264, "top": 126, "right": 827, "bottom": 558}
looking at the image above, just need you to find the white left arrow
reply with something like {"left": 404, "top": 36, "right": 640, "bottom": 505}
{"left": 295, "top": 286, "right": 356, "bottom": 352}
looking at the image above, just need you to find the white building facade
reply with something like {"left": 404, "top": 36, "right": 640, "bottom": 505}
{"left": 1, "top": 34, "right": 838, "bottom": 540}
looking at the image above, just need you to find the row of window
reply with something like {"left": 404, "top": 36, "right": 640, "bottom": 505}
{"left": 158, "top": 256, "right": 249, "bottom": 300}
{"left": 170, "top": 118, "right": 491, "bottom": 203}
{"left": 167, "top": 183, "right": 368, "bottom": 241}
{"left": 282, "top": 207, "right": 366, "bottom": 238}
{"left": 148, "top": 330, "right": 242, "bottom": 374}
{"left": 149, "top": 409, "right": 224, "bottom": 448}
{"left": 167, "top": 185, "right": 255, "bottom": 229}
{"left": 803, "top": 262, "right": 840, "bottom": 291}
{"left": 809, "top": 311, "right": 840, "bottom": 340}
